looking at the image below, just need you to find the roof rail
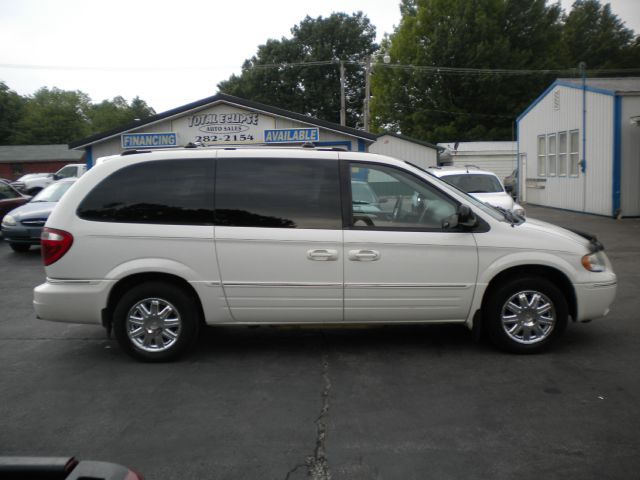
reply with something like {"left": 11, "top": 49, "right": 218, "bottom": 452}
{"left": 120, "top": 149, "right": 151, "bottom": 156}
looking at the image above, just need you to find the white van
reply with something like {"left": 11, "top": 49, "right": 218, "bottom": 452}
{"left": 34, "top": 147, "right": 617, "bottom": 361}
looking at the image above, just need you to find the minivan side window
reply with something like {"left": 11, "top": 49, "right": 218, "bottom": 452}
{"left": 349, "top": 162, "right": 457, "bottom": 230}
{"left": 77, "top": 159, "right": 214, "bottom": 225}
{"left": 215, "top": 157, "right": 341, "bottom": 229}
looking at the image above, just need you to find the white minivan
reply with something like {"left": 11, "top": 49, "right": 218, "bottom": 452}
{"left": 34, "top": 147, "right": 617, "bottom": 361}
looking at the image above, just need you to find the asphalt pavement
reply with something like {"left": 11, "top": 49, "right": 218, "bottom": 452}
{"left": 1, "top": 205, "right": 639, "bottom": 479}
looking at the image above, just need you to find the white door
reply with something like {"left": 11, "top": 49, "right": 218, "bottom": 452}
{"left": 214, "top": 153, "right": 343, "bottom": 323}
{"left": 344, "top": 162, "right": 478, "bottom": 323}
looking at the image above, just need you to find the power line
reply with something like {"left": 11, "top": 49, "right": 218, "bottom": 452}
{"left": 2, "top": 61, "right": 640, "bottom": 76}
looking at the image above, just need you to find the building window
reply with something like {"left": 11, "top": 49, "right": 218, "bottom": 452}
{"left": 537, "top": 135, "right": 546, "bottom": 176}
{"left": 569, "top": 130, "right": 580, "bottom": 176}
{"left": 558, "top": 132, "right": 567, "bottom": 176}
{"left": 547, "top": 134, "right": 557, "bottom": 176}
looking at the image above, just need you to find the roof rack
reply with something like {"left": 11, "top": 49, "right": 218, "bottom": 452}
{"left": 120, "top": 149, "right": 151, "bottom": 156}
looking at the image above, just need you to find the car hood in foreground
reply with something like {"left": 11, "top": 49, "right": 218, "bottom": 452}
{"left": 515, "top": 217, "right": 595, "bottom": 253}
{"left": 6, "top": 201, "right": 57, "bottom": 220}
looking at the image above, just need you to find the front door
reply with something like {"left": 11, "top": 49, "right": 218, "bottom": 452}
{"left": 343, "top": 162, "right": 479, "bottom": 323}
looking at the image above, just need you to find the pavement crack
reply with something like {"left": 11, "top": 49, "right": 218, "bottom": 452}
{"left": 307, "top": 352, "right": 331, "bottom": 480}
{"left": 284, "top": 347, "right": 332, "bottom": 480}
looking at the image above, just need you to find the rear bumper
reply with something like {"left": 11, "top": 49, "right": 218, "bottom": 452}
{"left": 33, "top": 279, "right": 114, "bottom": 325}
{"left": 574, "top": 277, "right": 617, "bottom": 321}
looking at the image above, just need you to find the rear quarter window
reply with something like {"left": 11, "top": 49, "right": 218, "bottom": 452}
{"left": 77, "top": 159, "right": 214, "bottom": 225}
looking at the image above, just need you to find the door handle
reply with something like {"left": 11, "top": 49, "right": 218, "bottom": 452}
{"left": 307, "top": 249, "right": 338, "bottom": 261}
{"left": 348, "top": 249, "right": 381, "bottom": 261}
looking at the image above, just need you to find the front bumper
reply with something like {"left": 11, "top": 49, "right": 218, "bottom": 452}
{"left": 2, "top": 224, "right": 42, "bottom": 245}
{"left": 34, "top": 279, "right": 114, "bottom": 325}
{"left": 574, "top": 277, "right": 617, "bottom": 321}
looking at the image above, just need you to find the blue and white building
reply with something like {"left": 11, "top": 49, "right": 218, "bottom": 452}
{"left": 70, "top": 93, "right": 440, "bottom": 170}
{"left": 516, "top": 77, "right": 640, "bottom": 217}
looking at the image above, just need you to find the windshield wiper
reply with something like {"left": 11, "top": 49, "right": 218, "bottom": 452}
{"left": 491, "top": 205, "right": 522, "bottom": 226}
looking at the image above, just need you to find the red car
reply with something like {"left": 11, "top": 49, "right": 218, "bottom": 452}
{"left": 0, "top": 180, "right": 30, "bottom": 221}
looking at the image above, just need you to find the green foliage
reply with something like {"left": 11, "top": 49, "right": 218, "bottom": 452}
{"left": 371, "top": 0, "right": 639, "bottom": 142}
{"left": 0, "top": 82, "right": 26, "bottom": 144}
{"left": 0, "top": 85, "right": 156, "bottom": 145}
{"left": 88, "top": 96, "right": 155, "bottom": 133}
{"left": 562, "top": 0, "right": 640, "bottom": 69}
{"left": 371, "top": 0, "right": 564, "bottom": 142}
{"left": 218, "top": 12, "right": 378, "bottom": 127}
{"left": 10, "top": 87, "right": 92, "bottom": 144}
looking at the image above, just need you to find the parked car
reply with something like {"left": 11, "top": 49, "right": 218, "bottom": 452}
{"left": 0, "top": 456, "right": 142, "bottom": 479}
{"left": 0, "top": 180, "right": 31, "bottom": 224}
{"left": 33, "top": 147, "right": 616, "bottom": 361}
{"left": 2, "top": 179, "right": 76, "bottom": 252}
{"left": 429, "top": 165, "right": 525, "bottom": 216}
{"left": 11, "top": 163, "right": 86, "bottom": 196}
{"left": 504, "top": 168, "right": 517, "bottom": 196}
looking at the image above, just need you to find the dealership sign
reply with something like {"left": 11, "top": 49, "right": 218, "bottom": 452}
{"left": 121, "top": 133, "right": 177, "bottom": 149}
{"left": 173, "top": 105, "right": 275, "bottom": 145}
{"left": 264, "top": 128, "right": 319, "bottom": 143}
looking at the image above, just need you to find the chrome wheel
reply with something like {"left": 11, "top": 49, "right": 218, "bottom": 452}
{"left": 500, "top": 290, "right": 556, "bottom": 345}
{"left": 126, "top": 298, "right": 182, "bottom": 352}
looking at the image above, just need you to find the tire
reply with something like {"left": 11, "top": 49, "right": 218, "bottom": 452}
{"left": 9, "top": 243, "right": 30, "bottom": 253}
{"left": 113, "top": 282, "right": 200, "bottom": 362}
{"left": 484, "top": 277, "right": 568, "bottom": 354}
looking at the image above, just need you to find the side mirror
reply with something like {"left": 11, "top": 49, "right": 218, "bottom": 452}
{"left": 53, "top": 174, "right": 61, "bottom": 180}
{"left": 442, "top": 204, "right": 478, "bottom": 230}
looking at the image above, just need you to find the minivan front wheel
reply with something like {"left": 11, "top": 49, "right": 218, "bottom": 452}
{"left": 113, "top": 282, "right": 200, "bottom": 361}
{"left": 485, "top": 277, "right": 568, "bottom": 353}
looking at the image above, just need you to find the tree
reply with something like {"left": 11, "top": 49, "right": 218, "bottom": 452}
{"left": 0, "top": 84, "right": 157, "bottom": 145}
{"left": 88, "top": 96, "right": 155, "bottom": 133}
{"left": 9, "top": 87, "right": 92, "bottom": 144}
{"left": 562, "top": 0, "right": 640, "bottom": 69}
{"left": 218, "top": 12, "right": 377, "bottom": 127}
{"left": 0, "top": 81, "right": 26, "bottom": 144}
{"left": 370, "top": 0, "right": 565, "bottom": 142}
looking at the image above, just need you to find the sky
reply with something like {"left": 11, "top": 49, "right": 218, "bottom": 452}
{"left": 1, "top": 0, "right": 639, "bottom": 114}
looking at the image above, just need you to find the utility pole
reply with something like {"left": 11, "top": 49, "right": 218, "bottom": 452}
{"left": 339, "top": 61, "right": 346, "bottom": 126}
{"left": 363, "top": 56, "right": 371, "bottom": 132}
{"left": 362, "top": 54, "right": 389, "bottom": 132}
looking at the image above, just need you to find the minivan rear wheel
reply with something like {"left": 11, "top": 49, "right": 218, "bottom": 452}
{"left": 484, "top": 277, "right": 568, "bottom": 353}
{"left": 113, "top": 282, "right": 200, "bottom": 362}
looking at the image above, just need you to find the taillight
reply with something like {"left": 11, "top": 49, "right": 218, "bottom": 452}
{"left": 41, "top": 227, "right": 74, "bottom": 266}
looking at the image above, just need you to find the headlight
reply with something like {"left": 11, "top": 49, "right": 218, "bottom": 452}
{"left": 581, "top": 251, "right": 607, "bottom": 272}
{"left": 1, "top": 215, "right": 16, "bottom": 226}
